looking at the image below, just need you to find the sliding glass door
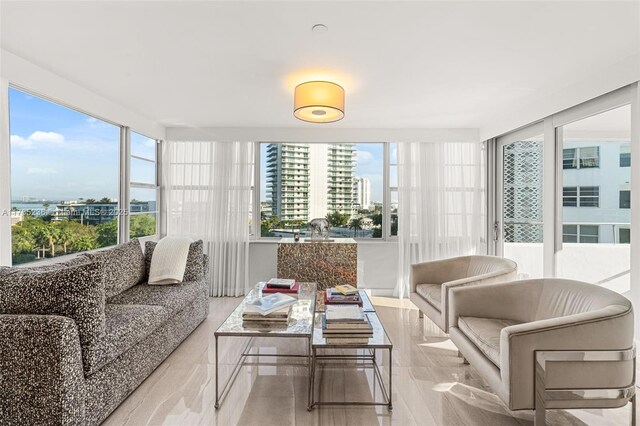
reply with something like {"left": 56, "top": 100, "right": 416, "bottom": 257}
{"left": 498, "top": 133, "right": 545, "bottom": 278}
{"left": 495, "top": 85, "right": 636, "bottom": 297}
{"left": 556, "top": 105, "right": 632, "bottom": 295}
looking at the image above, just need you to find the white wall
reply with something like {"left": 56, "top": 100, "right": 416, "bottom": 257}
{"left": 166, "top": 127, "right": 479, "bottom": 143}
{"left": 249, "top": 240, "right": 399, "bottom": 296}
{"left": 0, "top": 50, "right": 165, "bottom": 139}
{"left": 480, "top": 54, "right": 640, "bottom": 140}
{"left": 0, "top": 50, "right": 166, "bottom": 265}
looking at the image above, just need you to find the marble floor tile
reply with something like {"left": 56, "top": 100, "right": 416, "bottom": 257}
{"left": 101, "top": 297, "right": 635, "bottom": 426}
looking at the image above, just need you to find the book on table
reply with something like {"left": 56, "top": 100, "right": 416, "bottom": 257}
{"left": 245, "top": 293, "right": 297, "bottom": 316}
{"left": 242, "top": 306, "right": 290, "bottom": 322}
{"left": 334, "top": 284, "right": 358, "bottom": 296}
{"left": 325, "top": 305, "right": 365, "bottom": 322}
{"left": 322, "top": 315, "right": 372, "bottom": 336}
{"left": 266, "top": 278, "right": 296, "bottom": 289}
{"left": 325, "top": 337, "right": 371, "bottom": 345}
{"left": 260, "top": 281, "right": 300, "bottom": 297}
{"left": 324, "top": 289, "right": 362, "bottom": 306}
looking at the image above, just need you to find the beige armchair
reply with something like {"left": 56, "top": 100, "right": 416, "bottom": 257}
{"left": 409, "top": 255, "right": 517, "bottom": 332}
{"left": 448, "top": 279, "right": 635, "bottom": 425}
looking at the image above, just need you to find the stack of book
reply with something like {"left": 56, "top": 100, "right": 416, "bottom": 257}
{"left": 242, "top": 292, "right": 297, "bottom": 328}
{"left": 261, "top": 278, "right": 301, "bottom": 297}
{"left": 324, "top": 284, "right": 362, "bottom": 306}
{"left": 322, "top": 305, "right": 373, "bottom": 344}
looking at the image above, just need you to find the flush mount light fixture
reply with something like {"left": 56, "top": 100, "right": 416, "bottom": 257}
{"left": 293, "top": 81, "right": 345, "bottom": 123}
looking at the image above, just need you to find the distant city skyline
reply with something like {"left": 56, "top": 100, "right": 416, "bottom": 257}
{"left": 9, "top": 87, "right": 156, "bottom": 201}
{"left": 260, "top": 142, "right": 383, "bottom": 202}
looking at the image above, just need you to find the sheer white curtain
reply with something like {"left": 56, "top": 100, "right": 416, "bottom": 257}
{"left": 395, "top": 141, "right": 486, "bottom": 298}
{"left": 163, "top": 141, "right": 254, "bottom": 297}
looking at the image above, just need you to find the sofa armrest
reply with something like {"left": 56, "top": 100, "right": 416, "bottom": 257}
{"left": 0, "top": 314, "right": 85, "bottom": 425}
{"left": 500, "top": 305, "right": 634, "bottom": 410}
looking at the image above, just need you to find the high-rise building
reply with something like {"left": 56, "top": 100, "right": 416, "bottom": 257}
{"left": 266, "top": 144, "right": 310, "bottom": 222}
{"left": 266, "top": 143, "right": 355, "bottom": 223}
{"left": 353, "top": 177, "right": 371, "bottom": 210}
{"left": 327, "top": 144, "right": 356, "bottom": 214}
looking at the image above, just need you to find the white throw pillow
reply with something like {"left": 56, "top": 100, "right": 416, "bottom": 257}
{"left": 148, "top": 236, "right": 193, "bottom": 285}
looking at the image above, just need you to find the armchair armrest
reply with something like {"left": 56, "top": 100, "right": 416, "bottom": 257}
{"left": 442, "top": 269, "right": 517, "bottom": 331}
{"left": 410, "top": 257, "right": 469, "bottom": 293}
{"left": 448, "top": 280, "right": 541, "bottom": 329}
{"left": 500, "top": 305, "right": 634, "bottom": 410}
{"left": 0, "top": 314, "right": 85, "bottom": 425}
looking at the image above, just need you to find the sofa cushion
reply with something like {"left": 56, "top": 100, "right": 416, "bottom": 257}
{"left": 82, "top": 303, "right": 168, "bottom": 376}
{"left": 86, "top": 240, "right": 146, "bottom": 298}
{"left": 458, "top": 316, "right": 522, "bottom": 367}
{"left": 0, "top": 261, "right": 106, "bottom": 346}
{"left": 107, "top": 280, "right": 207, "bottom": 316}
{"left": 416, "top": 283, "right": 442, "bottom": 311}
{"left": 145, "top": 240, "right": 205, "bottom": 283}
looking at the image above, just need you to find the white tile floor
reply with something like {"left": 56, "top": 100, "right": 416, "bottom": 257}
{"left": 102, "top": 297, "right": 633, "bottom": 426}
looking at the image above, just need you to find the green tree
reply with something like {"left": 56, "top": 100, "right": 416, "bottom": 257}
{"left": 130, "top": 215, "right": 156, "bottom": 238}
{"left": 96, "top": 219, "right": 118, "bottom": 247}
{"left": 85, "top": 198, "right": 96, "bottom": 204}
{"left": 326, "top": 211, "right": 349, "bottom": 227}
{"left": 99, "top": 197, "right": 111, "bottom": 203}
{"left": 34, "top": 222, "right": 60, "bottom": 257}
{"left": 348, "top": 217, "right": 364, "bottom": 238}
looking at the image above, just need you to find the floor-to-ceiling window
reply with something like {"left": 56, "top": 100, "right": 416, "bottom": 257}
{"left": 499, "top": 131, "right": 544, "bottom": 278}
{"left": 494, "top": 85, "right": 636, "bottom": 297}
{"left": 556, "top": 105, "right": 632, "bottom": 294}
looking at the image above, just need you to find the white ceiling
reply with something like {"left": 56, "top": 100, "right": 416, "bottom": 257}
{"left": 1, "top": 1, "right": 639, "bottom": 131}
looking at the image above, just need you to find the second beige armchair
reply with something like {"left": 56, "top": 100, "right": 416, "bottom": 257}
{"left": 410, "top": 255, "right": 517, "bottom": 332}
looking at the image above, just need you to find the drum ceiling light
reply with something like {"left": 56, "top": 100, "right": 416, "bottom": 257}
{"left": 293, "top": 81, "right": 345, "bottom": 123}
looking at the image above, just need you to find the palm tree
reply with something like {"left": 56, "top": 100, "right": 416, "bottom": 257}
{"left": 35, "top": 224, "right": 60, "bottom": 258}
{"left": 56, "top": 221, "right": 75, "bottom": 254}
{"left": 348, "top": 217, "right": 364, "bottom": 238}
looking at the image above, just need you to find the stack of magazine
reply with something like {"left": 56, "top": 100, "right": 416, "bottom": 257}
{"left": 243, "top": 292, "right": 297, "bottom": 328}
{"left": 324, "top": 284, "right": 362, "bottom": 307}
{"left": 322, "top": 305, "right": 373, "bottom": 344}
{"left": 260, "top": 278, "right": 300, "bottom": 297}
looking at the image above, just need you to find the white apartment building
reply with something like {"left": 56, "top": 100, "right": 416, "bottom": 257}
{"left": 266, "top": 143, "right": 355, "bottom": 222}
{"left": 504, "top": 140, "right": 631, "bottom": 245}
{"left": 352, "top": 177, "right": 371, "bottom": 211}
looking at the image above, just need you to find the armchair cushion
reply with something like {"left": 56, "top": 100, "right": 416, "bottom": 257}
{"left": 458, "top": 316, "right": 522, "bottom": 367}
{"left": 416, "top": 284, "right": 442, "bottom": 311}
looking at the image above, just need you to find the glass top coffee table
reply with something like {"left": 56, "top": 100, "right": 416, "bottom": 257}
{"left": 214, "top": 282, "right": 317, "bottom": 409}
{"left": 309, "top": 295, "right": 393, "bottom": 411}
{"left": 214, "top": 283, "right": 392, "bottom": 411}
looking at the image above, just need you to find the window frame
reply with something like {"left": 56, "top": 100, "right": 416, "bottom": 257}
{"left": 127, "top": 130, "right": 161, "bottom": 242}
{"left": 3, "top": 84, "right": 162, "bottom": 266}
{"left": 562, "top": 185, "right": 600, "bottom": 208}
{"left": 252, "top": 141, "right": 395, "bottom": 241}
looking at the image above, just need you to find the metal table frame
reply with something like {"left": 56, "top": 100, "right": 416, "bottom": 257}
{"left": 308, "top": 344, "right": 393, "bottom": 411}
{"left": 214, "top": 333, "right": 313, "bottom": 409}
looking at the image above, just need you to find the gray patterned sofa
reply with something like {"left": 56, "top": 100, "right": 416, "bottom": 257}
{"left": 0, "top": 239, "right": 209, "bottom": 426}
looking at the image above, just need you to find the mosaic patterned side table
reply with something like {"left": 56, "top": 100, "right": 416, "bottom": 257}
{"left": 277, "top": 238, "right": 357, "bottom": 291}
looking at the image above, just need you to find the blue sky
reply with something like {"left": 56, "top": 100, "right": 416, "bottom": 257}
{"left": 259, "top": 143, "right": 384, "bottom": 202}
{"left": 9, "top": 87, "right": 155, "bottom": 202}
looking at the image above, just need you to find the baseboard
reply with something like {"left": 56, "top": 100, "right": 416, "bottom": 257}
{"left": 365, "top": 288, "right": 395, "bottom": 297}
